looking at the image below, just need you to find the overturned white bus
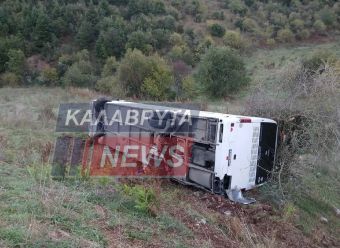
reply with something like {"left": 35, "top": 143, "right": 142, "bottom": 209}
{"left": 89, "top": 99, "right": 278, "bottom": 204}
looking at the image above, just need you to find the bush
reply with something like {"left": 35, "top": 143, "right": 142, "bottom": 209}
{"left": 313, "top": 20, "right": 326, "bottom": 33}
{"left": 228, "top": 0, "right": 247, "bottom": 15}
{"left": 181, "top": 75, "right": 197, "bottom": 100}
{"left": 319, "top": 8, "right": 336, "bottom": 26}
{"left": 196, "top": 46, "right": 249, "bottom": 98}
{"left": 209, "top": 23, "right": 226, "bottom": 37}
{"left": 241, "top": 18, "right": 257, "bottom": 32}
{"left": 290, "top": 19, "right": 304, "bottom": 32}
{"left": 276, "top": 28, "right": 294, "bottom": 43}
{"left": 211, "top": 11, "right": 225, "bottom": 20}
{"left": 169, "top": 33, "right": 185, "bottom": 47}
{"left": 6, "top": 49, "right": 25, "bottom": 75}
{"left": 40, "top": 67, "right": 59, "bottom": 86}
{"left": 95, "top": 76, "right": 126, "bottom": 98}
{"left": 121, "top": 184, "right": 158, "bottom": 215}
{"left": 302, "top": 50, "right": 338, "bottom": 73}
{"left": 296, "top": 29, "right": 310, "bottom": 40}
{"left": 266, "top": 38, "right": 276, "bottom": 47}
{"left": 126, "top": 31, "right": 153, "bottom": 54}
{"left": 223, "top": 30, "right": 248, "bottom": 51}
{"left": 101, "top": 56, "right": 119, "bottom": 77}
{"left": 270, "top": 12, "right": 288, "bottom": 27}
{"left": 62, "top": 51, "right": 97, "bottom": 87}
{"left": 118, "top": 49, "right": 174, "bottom": 99}
{"left": 0, "top": 72, "right": 21, "bottom": 87}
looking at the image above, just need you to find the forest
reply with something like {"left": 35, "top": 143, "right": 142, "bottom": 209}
{"left": 0, "top": 0, "right": 339, "bottom": 100}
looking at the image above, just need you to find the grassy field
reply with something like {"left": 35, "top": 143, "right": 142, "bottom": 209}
{"left": 0, "top": 40, "right": 339, "bottom": 247}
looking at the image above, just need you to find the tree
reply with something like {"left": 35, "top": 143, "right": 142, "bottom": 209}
{"left": 95, "top": 17, "right": 128, "bottom": 59}
{"left": 102, "top": 56, "right": 119, "bottom": 77}
{"left": 95, "top": 76, "right": 126, "bottom": 97}
{"left": 33, "top": 11, "right": 52, "bottom": 49}
{"left": 76, "top": 20, "right": 97, "bottom": 49}
{"left": 141, "top": 65, "right": 173, "bottom": 100}
{"left": 172, "top": 60, "right": 191, "bottom": 99}
{"left": 62, "top": 50, "right": 97, "bottom": 87}
{"left": 40, "top": 67, "right": 59, "bottom": 86}
{"left": 117, "top": 49, "right": 174, "bottom": 99}
{"left": 228, "top": 0, "right": 247, "bottom": 15}
{"left": 6, "top": 49, "right": 25, "bottom": 75}
{"left": 276, "top": 28, "right": 294, "bottom": 43}
{"left": 126, "top": 31, "right": 153, "bottom": 54}
{"left": 196, "top": 47, "right": 249, "bottom": 98}
{"left": 209, "top": 23, "right": 226, "bottom": 37}
{"left": 313, "top": 20, "right": 326, "bottom": 33}
{"left": 223, "top": 30, "right": 248, "bottom": 51}
{"left": 117, "top": 49, "right": 151, "bottom": 96}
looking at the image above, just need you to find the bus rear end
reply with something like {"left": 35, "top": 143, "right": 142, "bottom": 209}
{"left": 223, "top": 117, "right": 278, "bottom": 192}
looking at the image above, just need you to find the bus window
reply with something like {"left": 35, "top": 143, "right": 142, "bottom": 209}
{"left": 219, "top": 124, "right": 223, "bottom": 143}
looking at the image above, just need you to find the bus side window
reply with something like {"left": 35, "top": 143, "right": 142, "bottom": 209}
{"left": 219, "top": 124, "right": 223, "bottom": 143}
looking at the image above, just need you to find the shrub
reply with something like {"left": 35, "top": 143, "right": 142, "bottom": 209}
{"left": 270, "top": 12, "right": 288, "bottom": 27}
{"left": 276, "top": 28, "right": 294, "bottom": 43}
{"left": 157, "top": 15, "right": 176, "bottom": 31}
{"left": 101, "top": 56, "right": 119, "bottom": 77}
{"left": 62, "top": 61, "right": 97, "bottom": 87}
{"left": 41, "top": 67, "right": 59, "bottom": 86}
{"left": 121, "top": 184, "right": 158, "bottom": 215}
{"left": 290, "top": 19, "right": 304, "bottom": 32}
{"left": 241, "top": 18, "right": 257, "bottom": 32}
{"left": 211, "top": 11, "right": 225, "bottom": 20}
{"left": 209, "top": 23, "right": 226, "bottom": 37}
{"left": 141, "top": 58, "right": 174, "bottom": 100}
{"left": 169, "top": 32, "right": 185, "bottom": 47}
{"left": 302, "top": 50, "right": 338, "bottom": 73}
{"left": 196, "top": 46, "right": 249, "bottom": 98}
{"left": 319, "top": 8, "right": 336, "bottom": 26}
{"left": 95, "top": 76, "right": 126, "bottom": 98}
{"left": 181, "top": 75, "right": 197, "bottom": 100}
{"left": 266, "top": 38, "right": 276, "bottom": 47}
{"left": 118, "top": 49, "right": 174, "bottom": 99}
{"left": 126, "top": 31, "right": 153, "bottom": 54}
{"left": 0, "top": 72, "right": 21, "bottom": 87}
{"left": 6, "top": 49, "right": 25, "bottom": 75}
{"left": 228, "top": 0, "right": 247, "bottom": 15}
{"left": 296, "top": 29, "right": 310, "bottom": 40}
{"left": 313, "top": 20, "right": 326, "bottom": 33}
{"left": 141, "top": 71, "right": 173, "bottom": 100}
{"left": 223, "top": 30, "right": 248, "bottom": 51}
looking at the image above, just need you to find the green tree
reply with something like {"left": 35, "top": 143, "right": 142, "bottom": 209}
{"left": 33, "top": 11, "right": 52, "bottom": 49}
{"left": 95, "top": 17, "right": 128, "bottom": 59}
{"left": 141, "top": 65, "right": 173, "bottom": 100}
{"left": 62, "top": 50, "right": 97, "bottom": 87}
{"left": 196, "top": 47, "right": 249, "bottom": 98}
{"left": 95, "top": 76, "right": 126, "bottom": 97}
{"left": 102, "top": 56, "right": 119, "bottom": 77}
{"left": 117, "top": 49, "right": 174, "bottom": 99}
{"left": 223, "top": 30, "right": 248, "bottom": 51}
{"left": 40, "top": 67, "right": 59, "bottom": 86}
{"left": 126, "top": 31, "right": 153, "bottom": 54}
{"left": 6, "top": 49, "right": 25, "bottom": 75}
{"left": 76, "top": 20, "right": 97, "bottom": 49}
{"left": 209, "top": 23, "right": 226, "bottom": 37}
{"left": 276, "top": 28, "right": 294, "bottom": 43}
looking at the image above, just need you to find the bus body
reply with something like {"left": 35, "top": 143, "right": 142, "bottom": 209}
{"left": 89, "top": 99, "right": 278, "bottom": 204}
